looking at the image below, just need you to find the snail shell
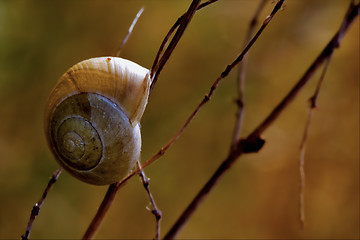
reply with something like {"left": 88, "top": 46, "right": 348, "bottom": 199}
{"left": 44, "top": 57, "right": 150, "bottom": 185}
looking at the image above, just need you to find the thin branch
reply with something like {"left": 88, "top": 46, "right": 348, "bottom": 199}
{"left": 164, "top": 2, "right": 359, "bottom": 238}
{"left": 230, "top": 0, "right": 268, "bottom": 152}
{"left": 150, "top": 0, "right": 218, "bottom": 81}
{"left": 83, "top": 161, "right": 163, "bottom": 240}
{"left": 115, "top": 7, "right": 144, "bottom": 57}
{"left": 298, "top": 35, "right": 333, "bottom": 231}
{"left": 83, "top": 183, "right": 123, "bottom": 239}
{"left": 247, "top": 1, "right": 359, "bottom": 142}
{"left": 21, "top": 168, "right": 62, "bottom": 240}
{"left": 149, "top": 0, "right": 201, "bottom": 92}
{"left": 136, "top": 161, "right": 162, "bottom": 240}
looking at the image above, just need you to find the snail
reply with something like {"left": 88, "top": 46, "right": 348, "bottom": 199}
{"left": 44, "top": 57, "right": 151, "bottom": 185}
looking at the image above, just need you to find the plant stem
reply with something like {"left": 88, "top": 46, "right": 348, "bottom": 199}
{"left": 298, "top": 45, "right": 333, "bottom": 230}
{"left": 21, "top": 168, "right": 62, "bottom": 240}
{"left": 230, "top": 0, "right": 268, "bottom": 152}
{"left": 115, "top": 7, "right": 144, "bottom": 57}
{"left": 164, "top": 1, "right": 358, "bottom": 238}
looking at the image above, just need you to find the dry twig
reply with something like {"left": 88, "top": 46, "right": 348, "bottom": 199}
{"left": 136, "top": 161, "right": 162, "bottom": 240}
{"left": 298, "top": 56, "right": 332, "bottom": 230}
{"left": 21, "top": 168, "right": 62, "bottom": 240}
{"left": 164, "top": 1, "right": 359, "bottom": 238}
{"left": 115, "top": 7, "right": 144, "bottom": 57}
{"left": 297, "top": 0, "right": 358, "bottom": 228}
{"left": 230, "top": 0, "right": 268, "bottom": 152}
{"left": 150, "top": 0, "right": 202, "bottom": 91}
{"left": 150, "top": 0, "right": 218, "bottom": 87}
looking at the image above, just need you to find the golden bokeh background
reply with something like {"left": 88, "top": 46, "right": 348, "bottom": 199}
{"left": 0, "top": 0, "right": 358, "bottom": 239}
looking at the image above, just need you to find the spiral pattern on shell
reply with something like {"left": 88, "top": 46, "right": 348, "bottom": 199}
{"left": 45, "top": 57, "right": 150, "bottom": 185}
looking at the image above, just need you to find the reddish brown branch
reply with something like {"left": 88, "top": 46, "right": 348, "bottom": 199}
{"left": 149, "top": 0, "right": 200, "bottom": 91}
{"left": 83, "top": 161, "right": 162, "bottom": 240}
{"left": 164, "top": 1, "right": 358, "bottom": 238}
{"left": 248, "top": 1, "right": 358, "bottom": 142}
{"left": 150, "top": 0, "right": 218, "bottom": 84}
{"left": 82, "top": 183, "right": 123, "bottom": 239}
{"left": 21, "top": 168, "right": 62, "bottom": 240}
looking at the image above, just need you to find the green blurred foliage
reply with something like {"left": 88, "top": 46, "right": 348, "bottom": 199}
{"left": 0, "top": 0, "right": 358, "bottom": 239}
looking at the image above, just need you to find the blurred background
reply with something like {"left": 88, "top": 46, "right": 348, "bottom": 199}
{"left": 0, "top": 0, "right": 358, "bottom": 239}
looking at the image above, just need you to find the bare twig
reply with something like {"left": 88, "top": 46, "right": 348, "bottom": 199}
{"left": 115, "top": 7, "right": 144, "bottom": 57}
{"left": 83, "top": 183, "right": 124, "bottom": 239}
{"left": 247, "top": 1, "right": 358, "bottom": 142}
{"left": 164, "top": 1, "right": 359, "bottom": 238}
{"left": 83, "top": 161, "right": 164, "bottom": 240}
{"left": 296, "top": 0, "right": 358, "bottom": 227}
{"left": 230, "top": 0, "right": 268, "bottom": 152}
{"left": 21, "top": 168, "right": 62, "bottom": 240}
{"left": 150, "top": 0, "right": 218, "bottom": 82}
{"left": 298, "top": 56, "right": 332, "bottom": 230}
{"left": 150, "top": 0, "right": 201, "bottom": 92}
{"left": 136, "top": 161, "right": 162, "bottom": 240}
